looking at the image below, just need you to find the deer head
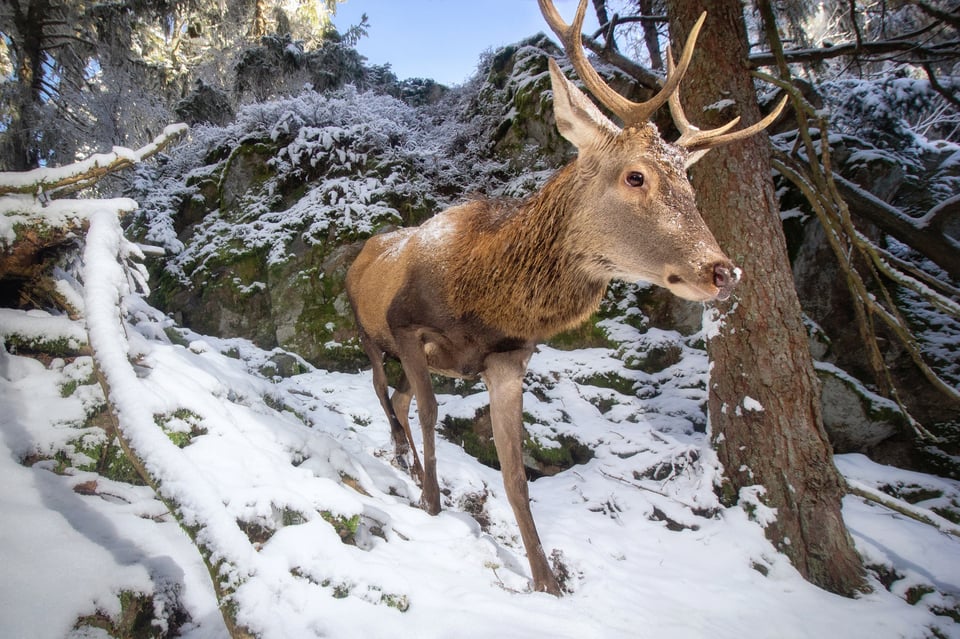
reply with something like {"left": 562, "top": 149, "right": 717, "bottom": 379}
{"left": 539, "top": 0, "right": 786, "bottom": 301}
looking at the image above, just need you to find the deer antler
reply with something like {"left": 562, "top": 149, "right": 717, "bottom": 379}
{"left": 540, "top": 0, "right": 789, "bottom": 162}
{"left": 667, "top": 51, "right": 790, "bottom": 157}
{"left": 538, "top": 0, "right": 705, "bottom": 127}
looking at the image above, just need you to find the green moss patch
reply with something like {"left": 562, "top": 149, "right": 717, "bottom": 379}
{"left": 154, "top": 409, "right": 207, "bottom": 449}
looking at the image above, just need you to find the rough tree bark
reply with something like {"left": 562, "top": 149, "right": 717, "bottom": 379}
{"left": 667, "top": 0, "right": 866, "bottom": 595}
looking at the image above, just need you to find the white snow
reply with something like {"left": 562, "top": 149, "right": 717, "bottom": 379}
{"left": 2, "top": 205, "right": 959, "bottom": 637}
{"left": 0, "top": 194, "right": 139, "bottom": 247}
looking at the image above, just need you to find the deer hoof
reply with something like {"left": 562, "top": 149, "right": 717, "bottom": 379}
{"left": 534, "top": 576, "right": 562, "bottom": 597}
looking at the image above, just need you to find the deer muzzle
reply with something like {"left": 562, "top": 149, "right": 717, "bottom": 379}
{"left": 712, "top": 262, "right": 741, "bottom": 300}
{"left": 663, "top": 257, "right": 741, "bottom": 302}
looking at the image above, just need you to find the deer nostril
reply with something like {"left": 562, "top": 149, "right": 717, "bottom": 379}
{"left": 667, "top": 274, "right": 683, "bottom": 284}
{"left": 713, "top": 263, "right": 738, "bottom": 289}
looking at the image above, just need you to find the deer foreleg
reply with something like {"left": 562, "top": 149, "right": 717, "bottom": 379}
{"left": 395, "top": 329, "right": 441, "bottom": 515}
{"left": 483, "top": 349, "right": 561, "bottom": 596}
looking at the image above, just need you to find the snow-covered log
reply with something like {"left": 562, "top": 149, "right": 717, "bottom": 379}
{"left": 1, "top": 126, "right": 185, "bottom": 312}
{"left": 82, "top": 207, "right": 258, "bottom": 638}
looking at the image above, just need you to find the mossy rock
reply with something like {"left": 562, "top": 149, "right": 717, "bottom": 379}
{"left": 177, "top": 175, "right": 220, "bottom": 235}
{"left": 2, "top": 332, "right": 86, "bottom": 358}
{"left": 623, "top": 342, "right": 683, "bottom": 374}
{"left": 574, "top": 371, "right": 636, "bottom": 397}
{"left": 547, "top": 315, "right": 616, "bottom": 350}
{"left": 267, "top": 237, "right": 366, "bottom": 371}
{"left": 472, "top": 35, "right": 570, "bottom": 170}
{"left": 219, "top": 138, "right": 279, "bottom": 218}
{"left": 525, "top": 432, "right": 594, "bottom": 478}
{"left": 74, "top": 589, "right": 186, "bottom": 639}
{"left": 152, "top": 243, "right": 278, "bottom": 351}
{"left": 439, "top": 406, "right": 593, "bottom": 478}
{"left": 817, "top": 366, "right": 908, "bottom": 453}
{"left": 439, "top": 410, "right": 502, "bottom": 471}
{"left": 631, "top": 285, "right": 703, "bottom": 336}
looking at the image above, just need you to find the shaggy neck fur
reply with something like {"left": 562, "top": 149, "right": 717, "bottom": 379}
{"left": 444, "top": 163, "right": 609, "bottom": 340}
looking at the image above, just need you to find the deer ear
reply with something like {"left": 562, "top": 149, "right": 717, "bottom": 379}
{"left": 548, "top": 58, "right": 620, "bottom": 150}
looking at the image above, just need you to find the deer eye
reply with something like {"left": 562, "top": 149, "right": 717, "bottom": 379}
{"left": 625, "top": 171, "right": 645, "bottom": 188}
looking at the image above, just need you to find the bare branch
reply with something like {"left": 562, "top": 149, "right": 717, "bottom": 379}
{"left": 832, "top": 174, "right": 960, "bottom": 281}
{"left": 921, "top": 63, "right": 960, "bottom": 110}
{"left": 591, "top": 0, "right": 618, "bottom": 52}
{"left": 749, "top": 38, "right": 960, "bottom": 68}
{"left": 847, "top": 481, "right": 960, "bottom": 539}
{"left": 589, "top": 13, "right": 668, "bottom": 40}
{"left": 581, "top": 35, "right": 662, "bottom": 90}
{"left": 849, "top": 0, "right": 863, "bottom": 51}
{"left": 914, "top": 1, "right": 960, "bottom": 31}
{"left": 638, "top": 0, "right": 663, "bottom": 71}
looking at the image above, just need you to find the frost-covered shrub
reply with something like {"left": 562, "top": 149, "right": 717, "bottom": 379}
{"left": 822, "top": 73, "right": 958, "bottom": 147}
{"left": 820, "top": 72, "right": 960, "bottom": 209}
{"left": 131, "top": 86, "right": 473, "bottom": 282}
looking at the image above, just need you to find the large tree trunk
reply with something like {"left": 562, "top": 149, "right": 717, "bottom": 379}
{"left": 4, "top": 0, "right": 49, "bottom": 170}
{"left": 667, "top": 0, "right": 865, "bottom": 595}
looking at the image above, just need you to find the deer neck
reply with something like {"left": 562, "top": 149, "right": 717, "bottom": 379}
{"left": 445, "top": 164, "right": 609, "bottom": 341}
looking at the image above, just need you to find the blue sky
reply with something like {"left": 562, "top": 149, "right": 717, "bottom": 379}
{"left": 333, "top": 0, "right": 601, "bottom": 86}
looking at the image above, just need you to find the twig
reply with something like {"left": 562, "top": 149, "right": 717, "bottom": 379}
{"left": 847, "top": 480, "right": 960, "bottom": 540}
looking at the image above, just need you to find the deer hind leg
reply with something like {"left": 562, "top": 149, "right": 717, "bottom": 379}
{"left": 390, "top": 372, "right": 424, "bottom": 484}
{"left": 483, "top": 349, "right": 561, "bottom": 596}
{"left": 358, "top": 330, "right": 418, "bottom": 475}
{"left": 394, "top": 329, "right": 441, "bottom": 515}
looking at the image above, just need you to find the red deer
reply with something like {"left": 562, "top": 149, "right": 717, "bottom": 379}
{"left": 345, "top": 0, "right": 786, "bottom": 595}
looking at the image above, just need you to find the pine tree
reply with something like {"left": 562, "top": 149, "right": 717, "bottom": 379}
{"left": 0, "top": 0, "right": 343, "bottom": 170}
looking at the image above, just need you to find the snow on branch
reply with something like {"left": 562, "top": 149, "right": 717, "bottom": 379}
{"left": 83, "top": 207, "right": 258, "bottom": 639}
{"left": 0, "top": 196, "right": 138, "bottom": 249}
{"left": 0, "top": 123, "right": 188, "bottom": 197}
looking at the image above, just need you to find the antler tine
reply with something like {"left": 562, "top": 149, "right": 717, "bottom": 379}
{"left": 538, "top": 0, "right": 706, "bottom": 126}
{"left": 667, "top": 49, "right": 741, "bottom": 149}
{"left": 645, "top": 12, "right": 707, "bottom": 126}
{"left": 538, "top": 0, "right": 636, "bottom": 123}
{"left": 667, "top": 47, "right": 790, "bottom": 153}
{"left": 688, "top": 94, "right": 789, "bottom": 151}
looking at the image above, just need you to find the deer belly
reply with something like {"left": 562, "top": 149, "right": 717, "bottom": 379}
{"left": 420, "top": 333, "right": 483, "bottom": 380}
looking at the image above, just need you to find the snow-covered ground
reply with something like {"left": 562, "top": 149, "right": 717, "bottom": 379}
{"left": 2, "top": 233, "right": 959, "bottom": 637}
